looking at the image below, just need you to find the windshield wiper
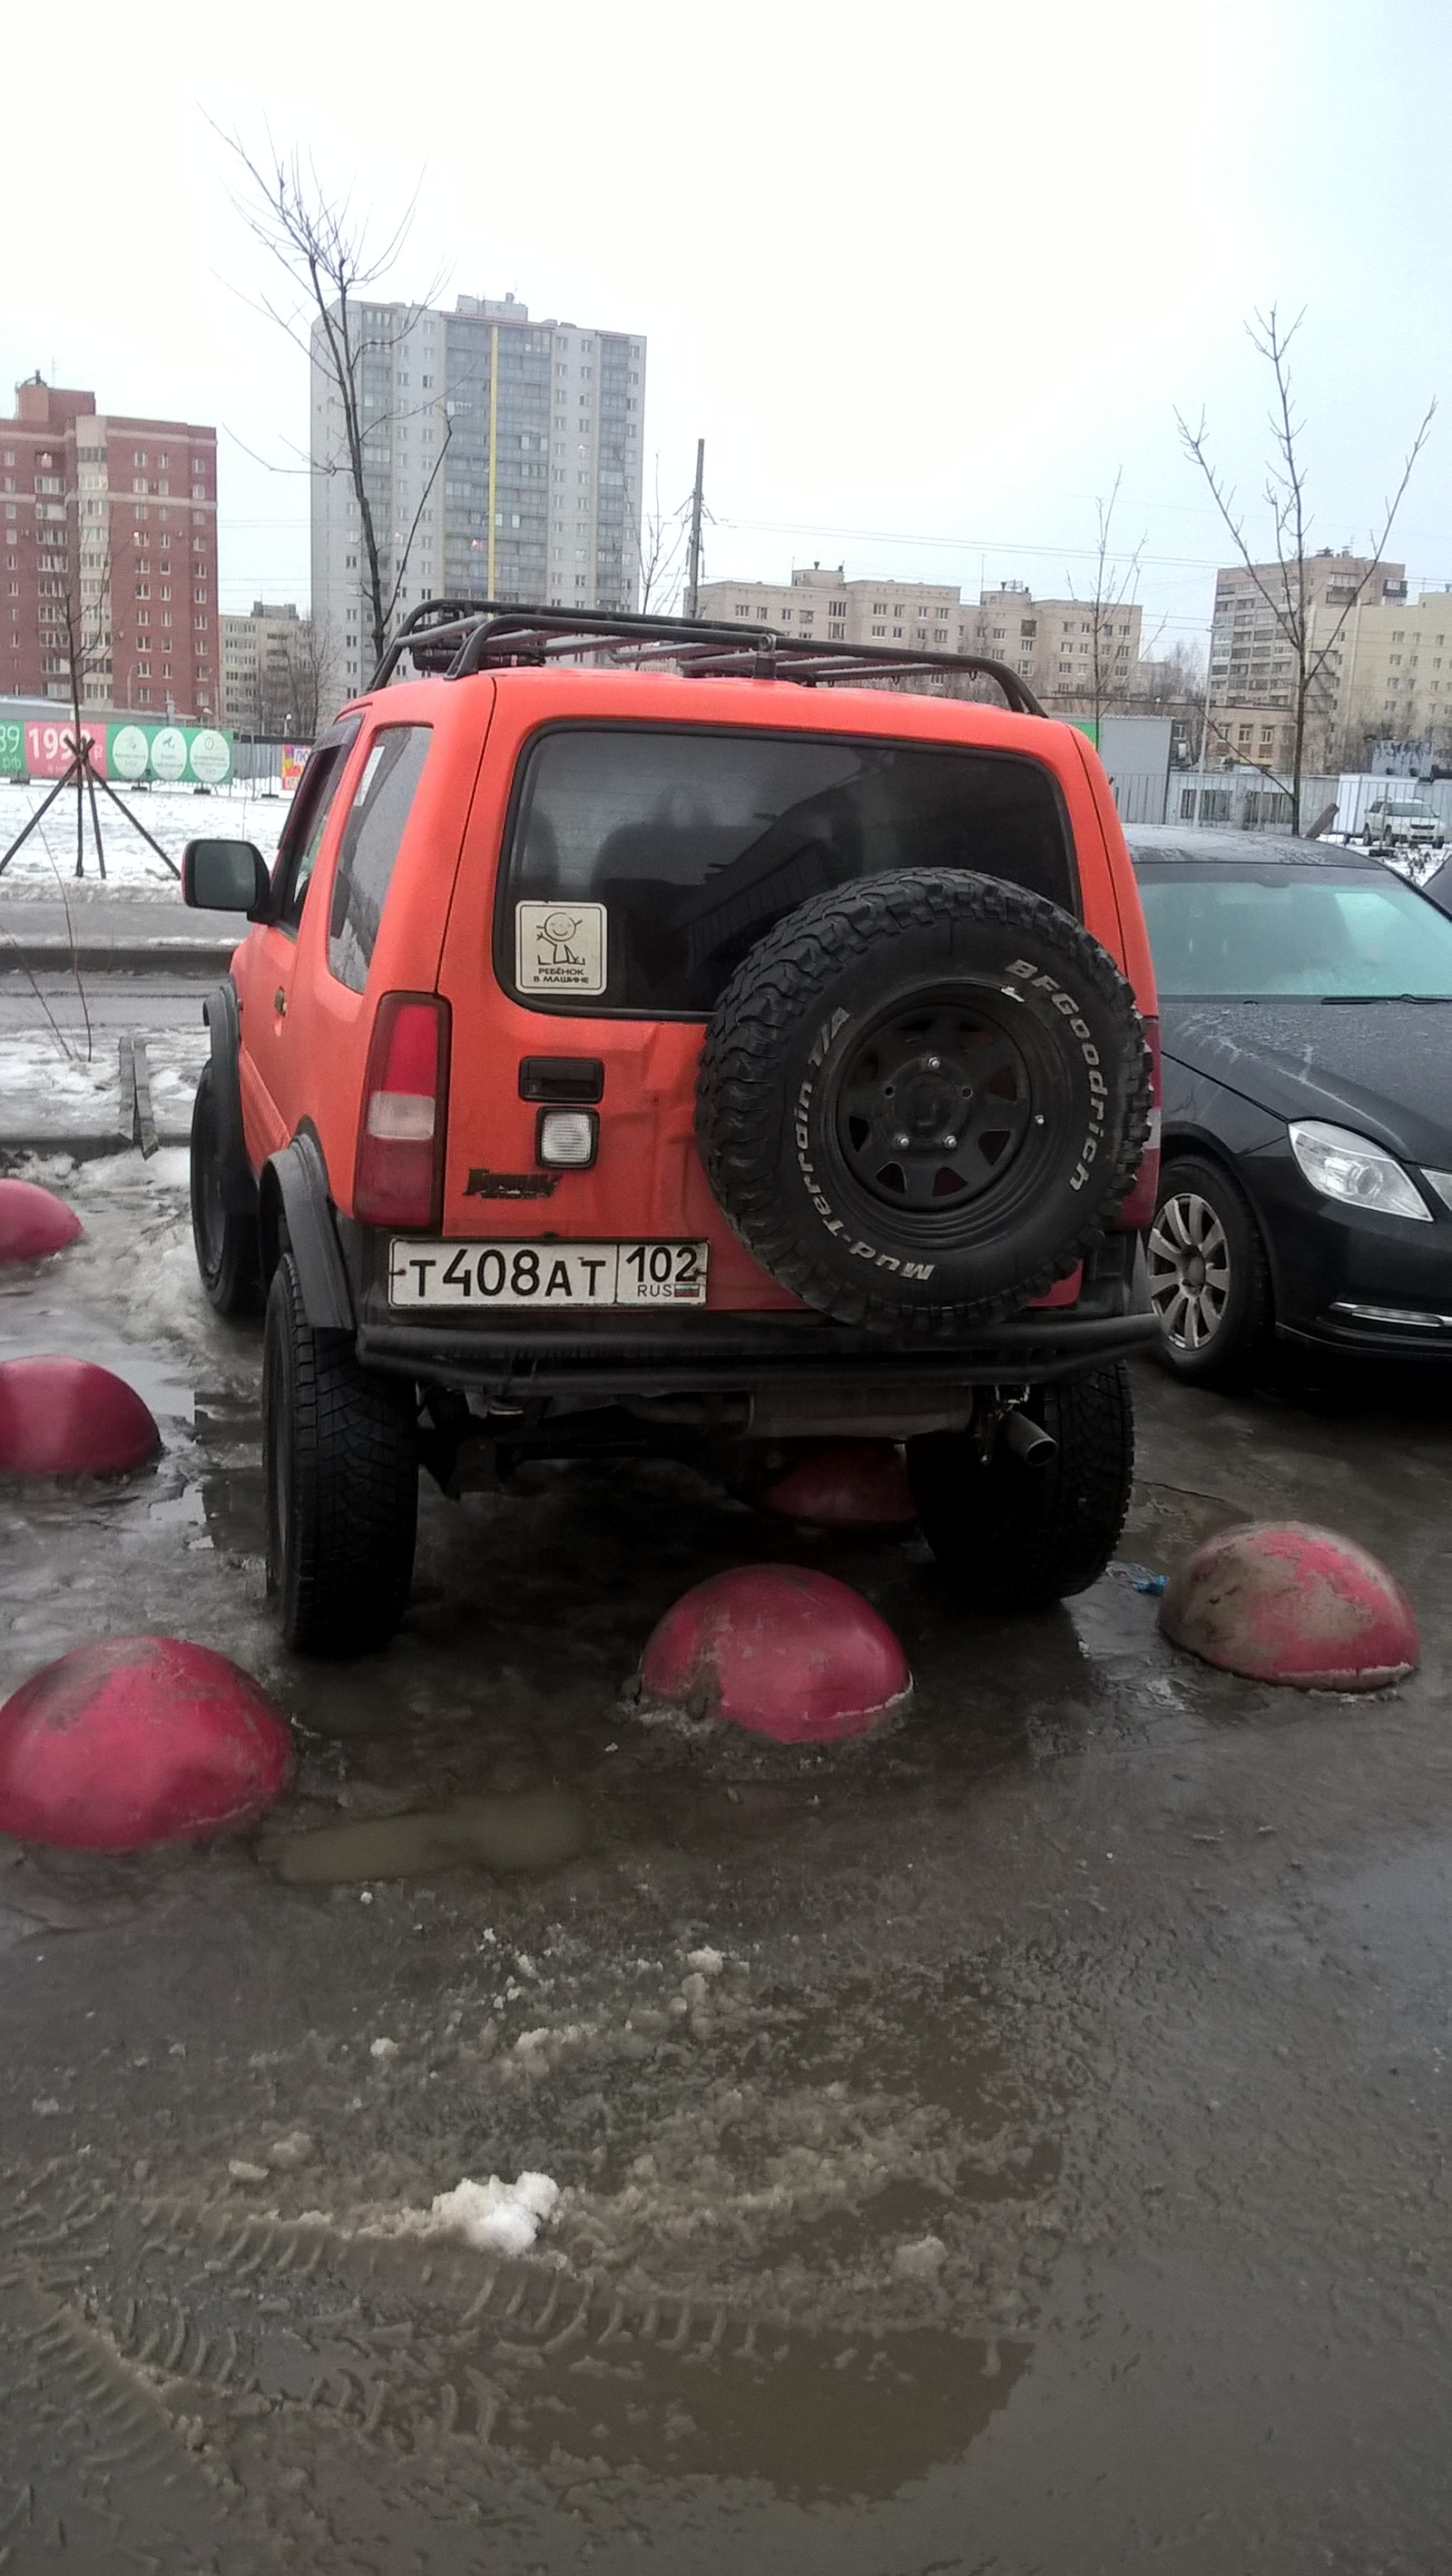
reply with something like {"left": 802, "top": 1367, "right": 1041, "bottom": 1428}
{"left": 1320, "top": 993, "right": 1452, "bottom": 1005}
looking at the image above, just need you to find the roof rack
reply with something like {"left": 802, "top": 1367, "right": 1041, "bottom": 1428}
{"left": 368, "top": 599, "right": 1048, "bottom": 717}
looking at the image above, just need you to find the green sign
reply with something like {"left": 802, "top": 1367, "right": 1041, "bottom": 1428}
{"left": 0, "top": 718, "right": 24, "bottom": 777}
{"left": 106, "top": 723, "right": 233, "bottom": 786}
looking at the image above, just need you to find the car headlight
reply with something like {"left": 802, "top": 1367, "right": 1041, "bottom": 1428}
{"left": 1289, "top": 1120, "right": 1432, "bottom": 1221}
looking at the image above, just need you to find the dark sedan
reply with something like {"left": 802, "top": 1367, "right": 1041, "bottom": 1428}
{"left": 1127, "top": 827, "right": 1452, "bottom": 1382}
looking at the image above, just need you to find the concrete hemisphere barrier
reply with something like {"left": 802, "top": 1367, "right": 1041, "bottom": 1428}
{"left": 0, "top": 1637, "right": 295, "bottom": 1851}
{"left": 638, "top": 1564, "right": 912, "bottom": 1743}
{"left": 759, "top": 1440, "right": 917, "bottom": 1529}
{"left": 0, "top": 1177, "right": 83, "bottom": 1263}
{"left": 1158, "top": 1520, "right": 1419, "bottom": 1689}
{"left": 0, "top": 1357, "right": 161, "bottom": 1475}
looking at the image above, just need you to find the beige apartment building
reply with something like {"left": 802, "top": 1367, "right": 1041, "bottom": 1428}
{"left": 966, "top": 584, "right": 1143, "bottom": 709}
{"left": 1205, "top": 553, "right": 1452, "bottom": 768}
{"left": 221, "top": 600, "right": 317, "bottom": 733}
{"left": 694, "top": 567, "right": 1143, "bottom": 710}
{"left": 1329, "top": 589, "right": 1452, "bottom": 755}
{"left": 695, "top": 565, "right": 968, "bottom": 650}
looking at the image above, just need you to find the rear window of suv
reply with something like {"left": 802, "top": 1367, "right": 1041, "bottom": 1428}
{"left": 498, "top": 723, "right": 1076, "bottom": 1015}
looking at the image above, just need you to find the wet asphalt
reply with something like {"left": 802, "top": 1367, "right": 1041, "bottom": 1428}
{"left": 2, "top": 1146, "right": 1451, "bottom": 2574}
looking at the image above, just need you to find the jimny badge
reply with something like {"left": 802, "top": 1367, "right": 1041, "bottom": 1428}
{"left": 515, "top": 901, "right": 608, "bottom": 997}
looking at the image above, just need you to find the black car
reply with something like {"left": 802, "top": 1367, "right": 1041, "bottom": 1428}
{"left": 1127, "top": 827, "right": 1452, "bottom": 1383}
{"left": 1418, "top": 848, "right": 1452, "bottom": 918}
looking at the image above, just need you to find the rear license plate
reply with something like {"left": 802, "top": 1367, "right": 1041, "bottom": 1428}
{"left": 388, "top": 1239, "right": 710, "bottom": 1309}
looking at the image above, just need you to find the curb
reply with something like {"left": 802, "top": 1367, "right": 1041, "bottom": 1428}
{"left": 0, "top": 1132, "right": 191, "bottom": 1161}
{"left": 0, "top": 942, "right": 234, "bottom": 975}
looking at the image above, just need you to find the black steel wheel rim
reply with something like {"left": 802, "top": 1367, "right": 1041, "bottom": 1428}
{"left": 833, "top": 996, "right": 1035, "bottom": 1215}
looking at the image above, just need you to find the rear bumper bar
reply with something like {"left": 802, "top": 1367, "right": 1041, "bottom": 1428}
{"left": 355, "top": 1306, "right": 1156, "bottom": 1399}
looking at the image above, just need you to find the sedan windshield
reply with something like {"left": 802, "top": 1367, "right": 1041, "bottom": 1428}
{"left": 1136, "top": 862, "right": 1452, "bottom": 999}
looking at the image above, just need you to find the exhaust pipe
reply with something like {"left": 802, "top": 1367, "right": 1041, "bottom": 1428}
{"left": 1001, "top": 1408, "right": 1057, "bottom": 1468}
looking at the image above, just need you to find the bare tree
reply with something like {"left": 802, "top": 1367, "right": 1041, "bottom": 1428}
{"left": 1178, "top": 306, "right": 1434, "bottom": 831}
{"left": 625, "top": 457, "right": 692, "bottom": 614}
{"left": 220, "top": 135, "right": 449, "bottom": 673}
{"left": 282, "top": 612, "right": 332, "bottom": 740}
{"left": 1069, "top": 472, "right": 1146, "bottom": 733}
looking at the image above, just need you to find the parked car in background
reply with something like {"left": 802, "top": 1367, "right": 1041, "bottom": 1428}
{"left": 1128, "top": 828, "right": 1452, "bottom": 1383}
{"left": 1358, "top": 796, "right": 1442, "bottom": 855}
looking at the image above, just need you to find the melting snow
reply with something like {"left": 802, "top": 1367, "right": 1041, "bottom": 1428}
{"left": 413, "top": 2172, "right": 561, "bottom": 2256}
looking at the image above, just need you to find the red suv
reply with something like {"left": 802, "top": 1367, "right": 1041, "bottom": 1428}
{"left": 183, "top": 605, "right": 1159, "bottom": 1656}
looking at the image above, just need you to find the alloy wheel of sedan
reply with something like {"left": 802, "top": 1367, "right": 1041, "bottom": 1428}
{"left": 1147, "top": 1190, "right": 1232, "bottom": 1353}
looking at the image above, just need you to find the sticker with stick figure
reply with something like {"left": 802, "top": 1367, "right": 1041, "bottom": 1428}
{"left": 515, "top": 900, "right": 608, "bottom": 996}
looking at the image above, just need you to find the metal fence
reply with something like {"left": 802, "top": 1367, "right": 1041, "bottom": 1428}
{"left": 1107, "top": 771, "right": 1452, "bottom": 836}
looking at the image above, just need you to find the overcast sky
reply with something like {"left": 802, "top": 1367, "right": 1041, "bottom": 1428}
{"left": 4, "top": 0, "right": 1445, "bottom": 656}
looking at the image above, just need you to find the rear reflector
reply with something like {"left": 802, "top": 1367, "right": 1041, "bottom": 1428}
{"left": 1115, "top": 1016, "right": 1162, "bottom": 1230}
{"left": 354, "top": 993, "right": 450, "bottom": 1229}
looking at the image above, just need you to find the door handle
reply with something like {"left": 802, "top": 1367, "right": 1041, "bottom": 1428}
{"left": 273, "top": 988, "right": 288, "bottom": 1016}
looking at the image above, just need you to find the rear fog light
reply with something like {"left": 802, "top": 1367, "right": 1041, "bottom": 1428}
{"left": 355, "top": 994, "right": 450, "bottom": 1229}
{"left": 537, "top": 1108, "right": 598, "bottom": 1168}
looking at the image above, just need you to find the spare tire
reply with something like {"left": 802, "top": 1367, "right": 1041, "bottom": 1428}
{"left": 696, "top": 868, "right": 1152, "bottom": 1334}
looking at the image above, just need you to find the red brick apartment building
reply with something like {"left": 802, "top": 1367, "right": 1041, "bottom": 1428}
{"left": 2, "top": 378, "right": 218, "bottom": 718}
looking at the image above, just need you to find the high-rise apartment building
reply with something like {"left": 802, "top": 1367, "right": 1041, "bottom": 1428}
{"left": 311, "top": 294, "right": 645, "bottom": 698}
{"left": 1, "top": 377, "right": 219, "bottom": 715}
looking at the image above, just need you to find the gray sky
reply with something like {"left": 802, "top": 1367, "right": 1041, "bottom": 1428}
{"left": 4, "top": 0, "right": 1445, "bottom": 656}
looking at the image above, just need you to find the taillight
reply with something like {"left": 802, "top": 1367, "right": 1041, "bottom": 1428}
{"left": 1115, "top": 1015, "right": 1162, "bottom": 1230}
{"left": 354, "top": 993, "right": 450, "bottom": 1229}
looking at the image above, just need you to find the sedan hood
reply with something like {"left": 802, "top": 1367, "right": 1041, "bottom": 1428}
{"left": 1162, "top": 1000, "right": 1452, "bottom": 1166}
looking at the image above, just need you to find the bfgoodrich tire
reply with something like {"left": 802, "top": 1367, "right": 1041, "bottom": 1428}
{"left": 908, "top": 1364, "right": 1135, "bottom": 1610}
{"left": 696, "top": 869, "right": 1151, "bottom": 1334}
{"left": 190, "top": 1062, "right": 263, "bottom": 1317}
{"left": 263, "top": 1251, "right": 418, "bottom": 1656}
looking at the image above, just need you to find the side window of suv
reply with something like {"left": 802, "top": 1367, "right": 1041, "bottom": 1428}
{"left": 270, "top": 720, "right": 361, "bottom": 933}
{"left": 327, "top": 726, "right": 433, "bottom": 994}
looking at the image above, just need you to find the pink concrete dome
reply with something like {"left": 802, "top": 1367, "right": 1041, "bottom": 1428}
{"left": 0, "top": 1637, "right": 295, "bottom": 1851}
{"left": 1159, "top": 1520, "right": 1418, "bottom": 1690}
{"left": 0, "top": 1357, "right": 161, "bottom": 1476}
{"left": 760, "top": 1440, "right": 917, "bottom": 1529}
{"left": 640, "top": 1564, "right": 911, "bottom": 1742}
{"left": 0, "top": 1178, "right": 83, "bottom": 1264}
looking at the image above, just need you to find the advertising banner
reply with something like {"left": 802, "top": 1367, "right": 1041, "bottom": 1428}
{"left": 106, "top": 723, "right": 233, "bottom": 787}
{"left": 27, "top": 719, "right": 109, "bottom": 781}
{"left": 0, "top": 717, "right": 26, "bottom": 777}
{"left": 280, "top": 743, "right": 309, "bottom": 791}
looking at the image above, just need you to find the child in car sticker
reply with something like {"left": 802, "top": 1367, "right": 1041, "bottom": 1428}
{"left": 515, "top": 901, "right": 608, "bottom": 995}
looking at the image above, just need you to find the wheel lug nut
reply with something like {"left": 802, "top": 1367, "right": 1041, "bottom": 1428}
{"left": 925, "top": 1056, "right": 941, "bottom": 1071}
{"left": 943, "top": 1134, "right": 957, "bottom": 1149}
{"left": 893, "top": 1132, "right": 911, "bottom": 1149}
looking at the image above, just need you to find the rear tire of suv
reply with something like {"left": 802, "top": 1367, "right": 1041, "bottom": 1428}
{"left": 190, "top": 1062, "right": 263, "bottom": 1317}
{"left": 907, "top": 1364, "right": 1134, "bottom": 1609}
{"left": 263, "top": 1251, "right": 418, "bottom": 1656}
{"left": 696, "top": 868, "right": 1152, "bottom": 1335}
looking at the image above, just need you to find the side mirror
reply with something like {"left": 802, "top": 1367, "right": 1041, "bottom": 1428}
{"left": 182, "top": 839, "right": 270, "bottom": 918}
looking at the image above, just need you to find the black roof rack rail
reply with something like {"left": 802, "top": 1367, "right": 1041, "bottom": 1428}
{"left": 368, "top": 598, "right": 1048, "bottom": 717}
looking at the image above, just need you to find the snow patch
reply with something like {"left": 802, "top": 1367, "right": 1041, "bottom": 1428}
{"left": 407, "top": 2172, "right": 561, "bottom": 2256}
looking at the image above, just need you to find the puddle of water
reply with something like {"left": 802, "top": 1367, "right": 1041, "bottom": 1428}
{"left": 260, "top": 1790, "right": 591, "bottom": 1883}
{"left": 1119, "top": 1480, "right": 1253, "bottom": 1578}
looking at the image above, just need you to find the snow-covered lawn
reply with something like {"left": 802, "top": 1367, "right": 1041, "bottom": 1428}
{"left": 0, "top": 1026, "right": 209, "bottom": 1143}
{"left": 0, "top": 779, "right": 291, "bottom": 896}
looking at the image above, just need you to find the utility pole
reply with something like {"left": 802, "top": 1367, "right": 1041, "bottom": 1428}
{"left": 684, "top": 438, "right": 705, "bottom": 618}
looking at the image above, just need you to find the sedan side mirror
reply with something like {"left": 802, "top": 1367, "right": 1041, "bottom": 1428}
{"left": 182, "top": 839, "right": 271, "bottom": 919}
